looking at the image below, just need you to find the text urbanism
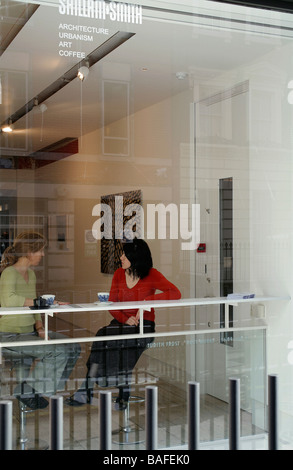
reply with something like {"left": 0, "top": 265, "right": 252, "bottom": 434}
{"left": 59, "top": 0, "right": 143, "bottom": 24}
{"left": 92, "top": 197, "right": 200, "bottom": 251}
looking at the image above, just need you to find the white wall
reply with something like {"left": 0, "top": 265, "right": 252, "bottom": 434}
{"left": 193, "top": 42, "right": 293, "bottom": 441}
{"left": 248, "top": 59, "right": 293, "bottom": 440}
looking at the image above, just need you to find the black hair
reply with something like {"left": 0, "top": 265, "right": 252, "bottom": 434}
{"left": 122, "top": 238, "right": 153, "bottom": 279}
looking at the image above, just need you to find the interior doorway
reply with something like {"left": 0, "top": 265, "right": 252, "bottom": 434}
{"left": 219, "top": 177, "right": 234, "bottom": 346}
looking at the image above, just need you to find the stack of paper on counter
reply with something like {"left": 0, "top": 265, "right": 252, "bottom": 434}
{"left": 227, "top": 293, "right": 255, "bottom": 299}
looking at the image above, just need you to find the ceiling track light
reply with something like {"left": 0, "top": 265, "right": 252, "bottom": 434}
{"left": 34, "top": 98, "right": 48, "bottom": 113}
{"left": 2, "top": 119, "right": 13, "bottom": 133}
{"left": 0, "top": 31, "right": 135, "bottom": 130}
{"left": 77, "top": 61, "right": 90, "bottom": 81}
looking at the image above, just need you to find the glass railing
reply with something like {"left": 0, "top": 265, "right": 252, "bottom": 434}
{"left": 0, "top": 297, "right": 272, "bottom": 450}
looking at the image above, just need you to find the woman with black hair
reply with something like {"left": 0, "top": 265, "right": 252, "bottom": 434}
{"left": 67, "top": 238, "right": 181, "bottom": 407}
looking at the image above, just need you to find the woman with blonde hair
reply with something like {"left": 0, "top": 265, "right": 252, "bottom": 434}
{"left": 0, "top": 231, "right": 80, "bottom": 410}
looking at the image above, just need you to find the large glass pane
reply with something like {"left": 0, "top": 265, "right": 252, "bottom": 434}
{"left": 0, "top": 322, "right": 266, "bottom": 450}
{"left": 0, "top": 0, "right": 293, "bottom": 450}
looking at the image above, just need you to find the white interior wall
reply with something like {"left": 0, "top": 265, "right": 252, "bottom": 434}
{"left": 193, "top": 41, "right": 293, "bottom": 439}
{"left": 248, "top": 60, "right": 293, "bottom": 440}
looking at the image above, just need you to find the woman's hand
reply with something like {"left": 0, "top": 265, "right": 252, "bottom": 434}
{"left": 35, "top": 320, "right": 48, "bottom": 339}
{"left": 37, "top": 327, "right": 46, "bottom": 339}
{"left": 125, "top": 311, "right": 140, "bottom": 326}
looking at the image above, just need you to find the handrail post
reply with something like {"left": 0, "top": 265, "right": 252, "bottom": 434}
{"left": 100, "top": 391, "right": 112, "bottom": 450}
{"left": 145, "top": 386, "right": 158, "bottom": 450}
{"left": 45, "top": 312, "right": 49, "bottom": 341}
{"left": 268, "top": 374, "right": 278, "bottom": 450}
{"left": 139, "top": 308, "right": 144, "bottom": 335}
{"left": 188, "top": 381, "right": 200, "bottom": 450}
{"left": 0, "top": 401, "right": 12, "bottom": 450}
{"left": 50, "top": 396, "right": 63, "bottom": 450}
{"left": 229, "top": 377, "right": 240, "bottom": 450}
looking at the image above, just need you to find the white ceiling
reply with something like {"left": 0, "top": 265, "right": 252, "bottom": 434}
{"left": 1, "top": 0, "right": 293, "bottom": 156}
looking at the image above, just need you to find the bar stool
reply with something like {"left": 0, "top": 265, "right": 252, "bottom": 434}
{"left": 111, "top": 372, "right": 158, "bottom": 445}
{"left": 1, "top": 356, "right": 49, "bottom": 450}
{"left": 92, "top": 371, "right": 145, "bottom": 445}
{"left": 89, "top": 325, "right": 156, "bottom": 445}
{"left": 16, "top": 401, "right": 48, "bottom": 450}
{"left": 112, "top": 392, "right": 145, "bottom": 445}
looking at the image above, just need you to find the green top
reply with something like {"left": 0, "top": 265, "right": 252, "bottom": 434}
{"left": 0, "top": 266, "right": 41, "bottom": 333}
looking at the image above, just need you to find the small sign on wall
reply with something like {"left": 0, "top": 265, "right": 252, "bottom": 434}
{"left": 197, "top": 243, "right": 206, "bottom": 253}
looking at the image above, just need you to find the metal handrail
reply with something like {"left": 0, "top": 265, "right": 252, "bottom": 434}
{"left": 0, "top": 295, "right": 289, "bottom": 362}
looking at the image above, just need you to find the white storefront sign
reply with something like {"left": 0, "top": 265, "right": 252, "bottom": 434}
{"left": 59, "top": 0, "right": 143, "bottom": 24}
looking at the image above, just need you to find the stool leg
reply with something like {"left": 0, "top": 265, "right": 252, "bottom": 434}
{"left": 121, "top": 401, "right": 131, "bottom": 433}
{"left": 19, "top": 404, "right": 28, "bottom": 450}
{"left": 16, "top": 402, "right": 49, "bottom": 450}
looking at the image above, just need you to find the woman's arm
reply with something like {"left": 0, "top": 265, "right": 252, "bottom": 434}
{"left": 0, "top": 268, "right": 43, "bottom": 329}
{"left": 0, "top": 269, "right": 28, "bottom": 307}
{"left": 144, "top": 269, "right": 181, "bottom": 301}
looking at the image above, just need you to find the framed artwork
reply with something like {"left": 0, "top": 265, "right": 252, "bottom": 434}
{"left": 101, "top": 189, "right": 142, "bottom": 274}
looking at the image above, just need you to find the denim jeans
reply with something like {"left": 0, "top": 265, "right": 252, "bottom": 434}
{"left": 0, "top": 330, "right": 80, "bottom": 396}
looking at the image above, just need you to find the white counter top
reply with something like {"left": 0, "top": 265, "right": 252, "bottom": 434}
{"left": 0, "top": 295, "right": 289, "bottom": 315}
{"left": 0, "top": 295, "right": 289, "bottom": 345}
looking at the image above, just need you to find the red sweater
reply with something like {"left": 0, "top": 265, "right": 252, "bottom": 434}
{"left": 108, "top": 267, "right": 181, "bottom": 324}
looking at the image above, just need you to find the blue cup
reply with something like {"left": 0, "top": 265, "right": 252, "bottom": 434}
{"left": 98, "top": 292, "right": 109, "bottom": 303}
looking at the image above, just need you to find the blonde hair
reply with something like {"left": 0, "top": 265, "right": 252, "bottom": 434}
{"left": 0, "top": 231, "right": 46, "bottom": 273}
